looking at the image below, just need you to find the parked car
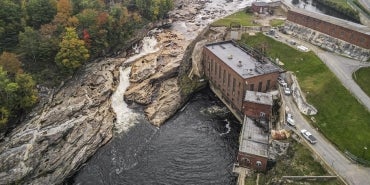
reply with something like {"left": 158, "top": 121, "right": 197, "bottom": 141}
{"left": 301, "top": 129, "right": 317, "bottom": 144}
{"left": 284, "top": 87, "right": 291, "bottom": 95}
{"left": 286, "top": 113, "right": 295, "bottom": 127}
{"left": 277, "top": 77, "right": 287, "bottom": 87}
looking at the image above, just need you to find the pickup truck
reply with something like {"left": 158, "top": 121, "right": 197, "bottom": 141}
{"left": 301, "top": 129, "right": 317, "bottom": 144}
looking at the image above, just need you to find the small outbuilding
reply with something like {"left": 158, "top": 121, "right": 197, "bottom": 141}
{"left": 251, "top": 2, "right": 269, "bottom": 14}
{"left": 237, "top": 117, "right": 269, "bottom": 172}
{"left": 243, "top": 91, "right": 273, "bottom": 121}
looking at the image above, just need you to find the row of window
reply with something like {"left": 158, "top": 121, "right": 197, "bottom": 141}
{"left": 249, "top": 80, "right": 270, "bottom": 92}
{"left": 207, "top": 56, "right": 242, "bottom": 107}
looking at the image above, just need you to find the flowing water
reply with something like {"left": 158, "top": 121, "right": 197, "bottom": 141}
{"left": 68, "top": 89, "right": 241, "bottom": 185}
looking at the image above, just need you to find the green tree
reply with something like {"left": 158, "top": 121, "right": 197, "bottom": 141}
{"left": 55, "top": 27, "right": 89, "bottom": 72}
{"left": 26, "top": 0, "right": 57, "bottom": 28}
{"left": 14, "top": 73, "right": 38, "bottom": 109}
{"left": 19, "top": 27, "right": 59, "bottom": 64}
{"left": 0, "top": 0, "right": 22, "bottom": 51}
{"left": 0, "top": 106, "right": 9, "bottom": 127}
{"left": 18, "top": 27, "right": 41, "bottom": 62}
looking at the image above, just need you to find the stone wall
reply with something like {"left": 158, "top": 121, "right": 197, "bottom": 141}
{"left": 284, "top": 21, "right": 370, "bottom": 61}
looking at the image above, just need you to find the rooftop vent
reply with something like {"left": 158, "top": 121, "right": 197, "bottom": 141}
{"left": 228, "top": 54, "right": 233, "bottom": 59}
{"left": 237, "top": 61, "right": 242, "bottom": 67}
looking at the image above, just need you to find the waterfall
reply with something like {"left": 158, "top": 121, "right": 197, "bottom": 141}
{"left": 124, "top": 36, "right": 160, "bottom": 64}
{"left": 111, "top": 35, "right": 160, "bottom": 133}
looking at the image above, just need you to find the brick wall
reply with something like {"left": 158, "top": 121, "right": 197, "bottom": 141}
{"left": 203, "top": 48, "right": 279, "bottom": 114}
{"left": 287, "top": 10, "right": 370, "bottom": 49}
{"left": 243, "top": 102, "right": 272, "bottom": 120}
{"left": 252, "top": 4, "right": 269, "bottom": 14}
{"left": 237, "top": 152, "right": 268, "bottom": 172}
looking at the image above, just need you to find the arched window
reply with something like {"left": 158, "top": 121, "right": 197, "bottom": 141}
{"left": 256, "top": 161, "right": 262, "bottom": 167}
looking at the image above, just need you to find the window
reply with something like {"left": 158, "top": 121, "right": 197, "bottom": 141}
{"left": 218, "top": 65, "right": 221, "bottom": 78}
{"left": 228, "top": 73, "right": 231, "bottom": 87}
{"left": 250, "top": 84, "right": 254, "bottom": 91}
{"left": 266, "top": 80, "right": 270, "bottom": 91}
{"left": 258, "top": 81, "right": 262, "bottom": 92}
{"left": 256, "top": 161, "right": 262, "bottom": 167}
{"left": 232, "top": 78, "right": 236, "bottom": 93}
{"left": 210, "top": 59, "right": 213, "bottom": 73}
{"left": 215, "top": 62, "right": 217, "bottom": 75}
{"left": 223, "top": 70, "right": 226, "bottom": 84}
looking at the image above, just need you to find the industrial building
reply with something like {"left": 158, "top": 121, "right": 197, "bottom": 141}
{"left": 203, "top": 40, "right": 282, "bottom": 118}
{"left": 287, "top": 8, "right": 370, "bottom": 49}
{"left": 203, "top": 41, "right": 282, "bottom": 172}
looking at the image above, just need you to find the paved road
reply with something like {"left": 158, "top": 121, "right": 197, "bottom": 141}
{"left": 274, "top": 33, "right": 370, "bottom": 184}
{"left": 315, "top": 50, "right": 370, "bottom": 112}
{"left": 358, "top": 0, "right": 370, "bottom": 10}
{"left": 277, "top": 33, "right": 370, "bottom": 111}
{"left": 282, "top": 93, "right": 370, "bottom": 185}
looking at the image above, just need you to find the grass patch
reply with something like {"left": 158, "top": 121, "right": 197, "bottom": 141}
{"left": 211, "top": 11, "right": 259, "bottom": 27}
{"left": 246, "top": 140, "right": 343, "bottom": 185}
{"left": 240, "top": 33, "right": 370, "bottom": 161}
{"left": 314, "top": 0, "right": 360, "bottom": 22}
{"left": 269, "top": 19, "right": 285, "bottom": 27}
{"left": 353, "top": 67, "right": 370, "bottom": 97}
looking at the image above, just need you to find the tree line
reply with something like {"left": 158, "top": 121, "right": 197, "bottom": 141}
{"left": 0, "top": 0, "right": 173, "bottom": 131}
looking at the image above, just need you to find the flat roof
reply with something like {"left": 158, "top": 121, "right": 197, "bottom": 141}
{"left": 252, "top": 2, "right": 268, "bottom": 6}
{"left": 244, "top": 91, "right": 273, "bottom": 106}
{"left": 289, "top": 8, "right": 370, "bottom": 35}
{"left": 205, "top": 41, "right": 281, "bottom": 79}
{"left": 239, "top": 117, "right": 269, "bottom": 157}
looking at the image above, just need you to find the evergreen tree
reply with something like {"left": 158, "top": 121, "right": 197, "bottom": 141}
{"left": 0, "top": 0, "right": 22, "bottom": 51}
{"left": 26, "top": 0, "right": 57, "bottom": 28}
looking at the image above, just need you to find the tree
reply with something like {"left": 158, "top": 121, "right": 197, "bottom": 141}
{"left": 0, "top": 0, "right": 22, "bottom": 51}
{"left": 0, "top": 52, "right": 23, "bottom": 78}
{"left": 26, "top": 0, "right": 57, "bottom": 28}
{"left": 53, "top": 0, "right": 73, "bottom": 27}
{"left": 14, "top": 73, "right": 38, "bottom": 109}
{"left": 55, "top": 27, "right": 89, "bottom": 72}
{"left": 18, "top": 27, "right": 41, "bottom": 62}
{"left": 19, "top": 27, "right": 59, "bottom": 64}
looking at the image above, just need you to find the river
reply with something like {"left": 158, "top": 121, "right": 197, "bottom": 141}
{"left": 64, "top": 0, "right": 362, "bottom": 184}
{"left": 65, "top": 1, "right": 252, "bottom": 184}
{"left": 67, "top": 88, "right": 241, "bottom": 185}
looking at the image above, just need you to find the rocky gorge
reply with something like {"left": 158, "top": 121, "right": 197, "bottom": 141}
{"left": 0, "top": 0, "right": 253, "bottom": 184}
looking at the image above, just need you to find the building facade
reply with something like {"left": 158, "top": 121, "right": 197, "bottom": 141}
{"left": 237, "top": 117, "right": 269, "bottom": 172}
{"left": 243, "top": 91, "right": 273, "bottom": 121}
{"left": 251, "top": 2, "right": 269, "bottom": 14}
{"left": 287, "top": 9, "right": 370, "bottom": 49}
{"left": 203, "top": 41, "right": 281, "bottom": 116}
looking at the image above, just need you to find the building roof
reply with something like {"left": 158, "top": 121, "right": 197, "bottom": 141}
{"left": 289, "top": 8, "right": 370, "bottom": 35}
{"left": 252, "top": 2, "right": 268, "bottom": 7}
{"left": 239, "top": 117, "right": 269, "bottom": 157}
{"left": 205, "top": 41, "right": 281, "bottom": 79}
{"left": 244, "top": 91, "right": 273, "bottom": 106}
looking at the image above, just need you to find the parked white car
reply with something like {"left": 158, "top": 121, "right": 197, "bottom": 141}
{"left": 286, "top": 113, "right": 295, "bottom": 127}
{"left": 277, "top": 77, "right": 287, "bottom": 87}
{"left": 301, "top": 129, "right": 317, "bottom": 144}
{"left": 284, "top": 87, "right": 291, "bottom": 95}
